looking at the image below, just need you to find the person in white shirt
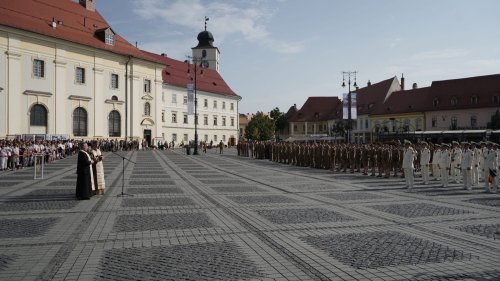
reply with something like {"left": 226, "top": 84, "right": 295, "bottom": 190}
{"left": 432, "top": 144, "right": 441, "bottom": 181}
{"left": 402, "top": 140, "right": 417, "bottom": 190}
{"left": 471, "top": 142, "right": 481, "bottom": 186}
{"left": 484, "top": 142, "right": 499, "bottom": 193}
{"left": 420, "top": 142, "right": 431, "bottom": 185}
{"left": 461, "top": 142, "right": 474, "bottom": 190}
{"left": 439, "top": 144, "right": 452, "bottom": 187}
{"left": 451, "top": 141, "right": 463, "bottom": 183}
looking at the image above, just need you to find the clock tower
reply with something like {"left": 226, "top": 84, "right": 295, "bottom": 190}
{"left": 192, "top": 17, "right": 220, "bottom": 72}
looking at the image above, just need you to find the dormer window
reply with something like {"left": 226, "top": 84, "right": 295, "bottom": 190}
{"left": 450, "top": 96, "right": 458, "bottom": 106}
{"left": 493, "top": 94, "right": 500, "bottom": 104}
{"left": 95, "top": 27, "right": 116, "bottom": 46}
{"left": 433, "top": 98, "right": 439, "bottom": 107}
{"left": 105, "top": 30, "right": 115, "bottom": 45}
{"left": 470, "top": 95, "right": 479, "bottom": 104}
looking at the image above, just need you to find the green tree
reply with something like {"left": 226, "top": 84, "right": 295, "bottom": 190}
{"left": 488, "top": 110, "right": 500, "bottom": 129}
{"left": 331, "top": 119, "right": 348, "bottom": 137}
{"left": 270, "top": 107, "right": 288, "bottom": 140}
{"left": 245, "top": 112, "right": 275, "bottom": 141}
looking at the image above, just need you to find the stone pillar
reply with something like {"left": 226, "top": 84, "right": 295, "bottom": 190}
{"left": 6, "top": 50, "right": 22, "bottom": 136}
{"left": 54, "top": 57, "right": 67, "bottom": 134}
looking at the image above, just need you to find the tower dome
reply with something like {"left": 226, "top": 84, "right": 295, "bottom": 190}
{"left": 196, "top": 30, "right": 214, "bottom": 47}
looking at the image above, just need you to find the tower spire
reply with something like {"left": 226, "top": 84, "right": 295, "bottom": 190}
{"left": 204, "top": 16, "right": 209, "bottom": 31}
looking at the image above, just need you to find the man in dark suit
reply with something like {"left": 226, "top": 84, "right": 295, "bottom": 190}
{"left": 76, "top": 143, "right": 94, "bottom": 200}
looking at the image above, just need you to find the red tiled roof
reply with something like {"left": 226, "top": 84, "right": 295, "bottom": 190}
{"left": 370, "top": 87, "right": 431, "bottom": 115}
{"left": 288, "top": 97, "right": 342, "bottom": 122}
{"left": 423, "top": 73, "right": 500, "bottom": 111}
{"left": 356, "top": 77, "right": 399, "bottom": 115}
{"left": 0, "top": 0, "right": 238, "bottom": 98}
{"left": 142, "top": 51, "right": 238, "bottom": 97}
{"left": 0, "top": 0, "right": 160, "bottom": 63}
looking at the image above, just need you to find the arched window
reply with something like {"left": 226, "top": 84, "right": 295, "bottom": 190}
{"left": 73, "top": 107, "right": 87, "bottom": 136}
{"left": 111, "top": 95, "right": 118, "bottom": 101}
{"left": 450, "top": 96, "right": 458, "bottom": 106}
{"left": 108, "top": 110, "right": 121, "bottom": 137}
{"left": 144, "top": 102, "right": 151, "bottom": 116}
{"left": 30, "top": 104, "right": 47, "bottom": 126}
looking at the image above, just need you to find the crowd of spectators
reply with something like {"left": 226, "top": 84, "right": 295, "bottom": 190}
{"left": 0, "top": 139, "right": 141, "bottom": 172}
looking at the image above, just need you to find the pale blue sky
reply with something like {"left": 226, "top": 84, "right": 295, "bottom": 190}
{"left": 96, "top": 0, "right": 500, "bottom": 114}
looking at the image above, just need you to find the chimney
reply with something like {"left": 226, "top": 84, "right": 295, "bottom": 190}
{"left": 401, "top": 73, "right": 405, "bottom": 90}
{"left": 412, "top": 83, "right": 418, "bottom": 89}
{"left": 367, "top": 80, "right": 371, "bottom": 87}
{"left": 79, "top": 0, "right": 96, "bottom": 12}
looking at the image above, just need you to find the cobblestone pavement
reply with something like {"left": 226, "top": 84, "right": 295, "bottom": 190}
{"left": 1, "top": 149, "right": 500, "bottom": 281}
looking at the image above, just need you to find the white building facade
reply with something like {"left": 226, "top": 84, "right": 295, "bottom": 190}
{"left": 0, "top": 0, "right": 240, "bottom": 146}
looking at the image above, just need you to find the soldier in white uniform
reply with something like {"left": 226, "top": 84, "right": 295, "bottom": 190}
{"left": 439, "top": 144, "right": 452, "bottom": 187}
{"left": 420, "top": 142, "right": 431, "bottom": 185}
{"left": 480, "top": 142, "right": 489, "bottom": 183}
{"left": 484, "top": 142, "right": 499, "bottom": 193}
{"left": 402, "top": 140, "right": 417, "bottom": 190}
{"left": 461, "top": 142, "right": 474, "bottom": 190}
{"left": 432, "top": 144, "right": 441, "bottom": 181}
{"left": 451, "top": 141, "right": 463, "bottom": 183}
{"left": 471, "top": 142, "right": 481, "bottom": 186}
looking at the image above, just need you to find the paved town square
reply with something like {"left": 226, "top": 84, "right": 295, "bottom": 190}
{"left": 0, "top": 149, "right": 499, "bottom": 281}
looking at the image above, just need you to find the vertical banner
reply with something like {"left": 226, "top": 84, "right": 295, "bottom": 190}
{"left": 342, "top": 92, "right": 357, "bottom": 119}
{"left": 351, "top": 92, "right": 357, "bottom": 119}
{"left": 187, "top": 83, "right": 194, "bottom": 115}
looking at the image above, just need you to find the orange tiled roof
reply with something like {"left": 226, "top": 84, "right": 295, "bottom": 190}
{"left": 0, "top": 0, "right": 238, "bottom": 97}
{"left": 356, "top": 77, "right": 398, "bottom": 115}
{"left": 288, "top": 97, "right": 342, "bottom": 122}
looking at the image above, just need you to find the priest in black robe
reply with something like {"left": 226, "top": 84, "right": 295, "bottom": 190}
{"left": 76, "top": 143, "right": 94, "bottom": 200}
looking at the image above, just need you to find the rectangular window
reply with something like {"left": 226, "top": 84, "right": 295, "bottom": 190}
{"left": 214, "top": 135, "right": 218, "bottom": 142}
{"left": 222, "top": 135, "right": 226, "bottom": 142}
{"left": 204, "top": 116, "right": 208, "bottom": 125}
{"left": 183, "top": 95, "right": 187, "bottom": 104}
{"left": 183, "top": 114, "right": 188, "bottom": 124}
{"left": 222, "top": 102, "right": 226, "bottom": 109}
{"left": 230, "top": 103, "right": 234, "bottom": 111}
{"left": 471, "top": 116, "right": 477, "bottom": 128}
{"left": 222, "top": 117, "right": 226, "bottom": 126}
{"left": 204, "top": 99, "right": 208, "bottom": 107}
{"left": 105, "top": 31, "right": 115, "bottom": 45}
{"left": 431, "top": 117, "right": 437, "bottom": 127}
{"left": 33, "top": 59, "right": 45, "bottom": 78}
{"left": 213, "top": 100, "right": 217, "bottom": 109}
{"left": 183, "top": 134, "right": 188, "bottom": 141}
{"left": 76, "top": 67, "right": 85, "bottom": 84}
{"left": 204, "top": 135, "right": 208, "bottom": 142}
{"left": 161, "top": 111, "right": 165, "bottom": 122}
{"left": 451, "top": 116, "right": 458, "bottom": 129}
{"left": 172, "top": 113, "right": 177, "bottom": 123}
{"left": 172, "top": 133, "right": 177, "bottom": 142}
{"left": 172, "top": 93, "right": 177, "bottom": 104}
{"left": 230, "top": 117, "right": 234, "bottom": 127}
{"left": 111, "top": 73, "right": 119, "bottom": 89}
{"left": 144, "top": 79, "right": 151, "bottom": 93}
{"left": 213, "top": 116, "right": 218, "bottom": 126}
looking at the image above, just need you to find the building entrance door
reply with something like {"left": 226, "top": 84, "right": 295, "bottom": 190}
{"left": 143, "top": 129, "right": 152, "bottom": 147}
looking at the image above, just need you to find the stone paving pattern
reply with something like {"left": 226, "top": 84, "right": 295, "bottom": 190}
{"left": 0, "top": 148, "right": 499, "bottom": 280}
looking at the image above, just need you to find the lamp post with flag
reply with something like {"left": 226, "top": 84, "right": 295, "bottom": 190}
{"left": 342, "top": 71, "right": 357, "bottom": 143}
{"left": 186, "top": 56, "right": 207, "bottom": 155}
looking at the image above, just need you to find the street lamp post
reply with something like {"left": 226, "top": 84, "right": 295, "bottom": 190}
{"left": 186, "top": 57, "right": 206, "bottom": 155}
{"left": 341, "top": 71, "right": 357, "bottom": 143}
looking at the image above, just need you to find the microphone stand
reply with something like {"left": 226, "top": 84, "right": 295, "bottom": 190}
{"left": 110, "top": 151, "right": 136, "bottom": 197}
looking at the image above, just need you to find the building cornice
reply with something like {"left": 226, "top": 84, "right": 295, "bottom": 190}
{"left": 68, "top": 95, "right": 92, "bottom": 101}
{"left": 23, "top": 90, "right": 52, "bottom": 97}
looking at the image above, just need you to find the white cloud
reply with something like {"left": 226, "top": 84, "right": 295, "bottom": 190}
{"left": 132, "top": 0, "right": 304, "bottom": 55}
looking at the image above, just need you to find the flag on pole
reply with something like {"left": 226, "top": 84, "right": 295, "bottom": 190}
{"left": 187, "top": 83, "right": 194, "bottom": 115}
